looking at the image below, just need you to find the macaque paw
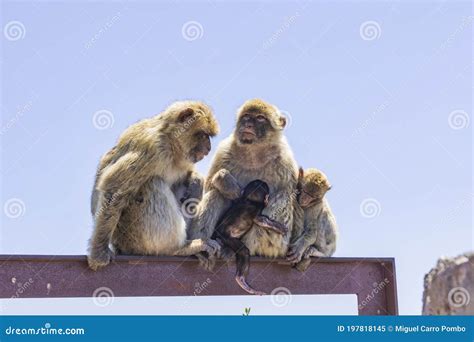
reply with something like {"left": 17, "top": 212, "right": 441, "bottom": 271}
{"left": 203, "top": 239, "right": 221, "bottom": 256}
{"left": 286, "top": 244, "right": 305, "bottom": 264}
{"left": 87, "top": 248, "right": 114, "bottom": 271}
{"left": 212, "top": 169, "right": 241, "bottom": 200}
{"left": 303, "top": 246, "right": 325, "bottom": 259}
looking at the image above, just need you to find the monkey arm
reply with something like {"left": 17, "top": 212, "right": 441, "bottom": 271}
{"left": 313, "top": 201, "right": 338, "bottom": 256}
{"left": 173, "top": 239, "right": 221, "bottom": 256}
{"left": 210, "top": 168, "right": 242, "bottom": 200}
{"left": 188, "top": 188, "right": 231, "bottom": 240}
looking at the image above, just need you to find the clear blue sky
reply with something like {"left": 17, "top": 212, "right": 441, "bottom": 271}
{"left": 1, "top": 0, "right": 472, "bottom": 315}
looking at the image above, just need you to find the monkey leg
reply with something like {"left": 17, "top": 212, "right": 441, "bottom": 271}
{"left": 253, "top": 215, "right": 288, "bottom": 235}
{"left": 223, "top": 237, "right": 266, "bottom": 296}
{"left": 294, "top": 246, "right": 325, "bottom": 272}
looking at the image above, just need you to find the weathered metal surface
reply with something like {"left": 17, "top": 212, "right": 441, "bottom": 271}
{"left": 0, "top": 255, "right": 398, "bottom": 315}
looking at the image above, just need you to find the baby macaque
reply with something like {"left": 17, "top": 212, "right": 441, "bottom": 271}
{"left": 287, "top": 168, "right": 338, "bottom": 271}
{"left": 213, "top": 180, "right": 288, "bottom": 295}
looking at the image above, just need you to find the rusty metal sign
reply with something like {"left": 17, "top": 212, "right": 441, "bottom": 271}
{"left": 0, "top": 255, "right": 397, "bottom": 315}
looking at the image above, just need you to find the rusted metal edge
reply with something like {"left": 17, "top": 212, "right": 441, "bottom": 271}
{"left": 0, "top": 255, "right": 398, "bottom": 315}
{"left": 0, "top": 254, "right": 395, "bottom": 263}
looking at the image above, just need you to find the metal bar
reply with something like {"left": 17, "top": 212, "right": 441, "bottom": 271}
{"left": 0, "top": 255, "right": 398, "bottom": 315}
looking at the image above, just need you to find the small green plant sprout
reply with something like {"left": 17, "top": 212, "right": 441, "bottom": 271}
{"left": 243, "top": 307, "right": 251, "bottom": 316}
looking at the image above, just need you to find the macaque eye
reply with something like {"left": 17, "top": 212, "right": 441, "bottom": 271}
{"left": 256, "top": 115, "right": 266, "bottom": 122}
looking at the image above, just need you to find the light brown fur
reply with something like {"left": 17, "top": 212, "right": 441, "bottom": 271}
{"left": 189, "top": 99, "right": 298, "bottom": 263}
{"left": 88, "top": 100, "right": 220, "bottom": 270}
{"left": 287, "top": 168, "right": 338, "bottom": 271}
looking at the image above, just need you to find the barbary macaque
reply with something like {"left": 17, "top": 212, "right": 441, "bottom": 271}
{"left": 88, "top": 101, "right": 220, "bottom": 270}
{"left": 287, "top": 168, "right": 338, "bottom": 271}
{"left": 190, "top": 99, "right": 298, "bottom": 269}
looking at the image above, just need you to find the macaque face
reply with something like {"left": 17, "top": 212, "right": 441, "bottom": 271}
{"left": 189, "top": 130, "right": 211, "bottom": 163}
{"left": 237, "top": 111, "right": 272, "bottom": 144}
{"left": 298, "top": 184, "right": 330, "bottom": 209}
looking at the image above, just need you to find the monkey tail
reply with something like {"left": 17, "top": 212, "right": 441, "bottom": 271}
{"left": 235, "top": 275, "right": 266, "bottom": 296}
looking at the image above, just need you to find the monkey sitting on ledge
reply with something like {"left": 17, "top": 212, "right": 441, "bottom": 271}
{"left": 212, "top": 180, "right": 288, "bottom": 295}
{"left": 287, "top": 168, "right": 338, "bottom": 272}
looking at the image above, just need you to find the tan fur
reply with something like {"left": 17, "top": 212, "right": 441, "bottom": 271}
{"left": 288, "top": 169, "right": 338, "bottom": 271}
{"left": 88, "top": 101, "right": 220, "bottom": 270}
{"left": 189, "top": 99, "right": 298, "bottom": 260}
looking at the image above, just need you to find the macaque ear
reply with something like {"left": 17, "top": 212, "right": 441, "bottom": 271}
{"left": 298, "top": 167, "right": 304, "bottom": 181}
{"left": 278, "top": 116, "right": 287, "bottom": 129}
{"left": 177, "top": 108, "right": 195, "bottom": 123}
{"left": 328, "top": 185, "right": 332, "bottom": 191}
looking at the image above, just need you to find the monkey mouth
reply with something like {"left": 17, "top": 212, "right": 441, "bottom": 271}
{"left": 241, "top": 128, "right": 256, "bottom": 136}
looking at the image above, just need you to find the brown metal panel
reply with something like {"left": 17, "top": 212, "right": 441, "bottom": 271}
{"left": 0, "top": 255, "right": 397, "bottom": 315}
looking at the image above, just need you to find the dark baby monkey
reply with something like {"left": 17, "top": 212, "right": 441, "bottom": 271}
{"left": 213, "top": 180, "right": 288, "bottom": 295}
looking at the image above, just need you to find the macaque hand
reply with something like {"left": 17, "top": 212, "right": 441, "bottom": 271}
{"left": 253, "top": 215, "right": 288, "bottom": 235}
{"left": 87, "top": 247, "right": 114, "bottom": 271}
{"left": 202, "top": 239, "right": 221, "bottom": 256}
{"left": 211, "top": 169, "right": 242, "bottom": 200}
{"left": 286, "top": 243, "right": 305, "bottom": 264}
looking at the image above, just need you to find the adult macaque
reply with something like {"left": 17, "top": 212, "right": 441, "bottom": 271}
{"left": 88, "top": 101, "right": 220, "bottom": 270}
{"left": 190, "top": 99, "right": 298, "bottom": 266}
